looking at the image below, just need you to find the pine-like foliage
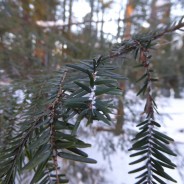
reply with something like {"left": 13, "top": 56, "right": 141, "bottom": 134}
{"left": 0, "top": 17, "right": 184, "bottom": 184}
{"left": 0, "top": 56, "right": 124, "bottom": 184}
{"left": 128, "top": 49, "right": 177, "bottom": 184}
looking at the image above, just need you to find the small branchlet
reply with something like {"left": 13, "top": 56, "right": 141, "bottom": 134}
{"left": 49, "top": 71, "right": 67, "bottom": 184}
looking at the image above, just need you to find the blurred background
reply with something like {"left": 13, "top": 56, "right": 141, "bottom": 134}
{"left": 0, "top": 0, "right": 184, "bottom": 183}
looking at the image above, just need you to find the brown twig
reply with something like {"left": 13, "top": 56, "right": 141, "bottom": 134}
{"left": 101, "top": 17, "right": 184, "bottom": 62}
{"left": 153, "top": 17, "right": 184, "bottom": 40}
{"left": 48, "top": 70, "right": 68, "bottom": 184}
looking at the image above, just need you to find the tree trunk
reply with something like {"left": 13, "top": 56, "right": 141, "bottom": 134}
{"left": 100, "top": 7, "right": 105, "bottom": 46}
{"left": 123, "top": 0, "right": 135, "bottom": 39}
{"left": 68, "top": 0, "right": 73, "bottom": 35}
{"left": 89, "top": 0, "right": 94, "bottom": 37}
{"left": 149, "top": 0, "right": 158, "bottom": 27}
{"left": 115, "top": 0, "right": 135, "bottom": 135}
{"left": 95, "top": 0, "right": 100, "bottom": 35}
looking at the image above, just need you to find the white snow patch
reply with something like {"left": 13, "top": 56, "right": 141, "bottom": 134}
{"left": 83, "top": 95, "right": 184, "bottom": 184}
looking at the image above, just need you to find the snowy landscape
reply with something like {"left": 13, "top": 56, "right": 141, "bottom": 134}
{"left": 0, "top": 0, "right": 184, "bottom": 184}
{"left": 81, "top": 91, "right": 184, "bottom": 184}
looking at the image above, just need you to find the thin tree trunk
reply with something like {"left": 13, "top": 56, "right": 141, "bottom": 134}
{"left": 89, "top": 0, "right": 94, "bottom": 37}
{"left": 20, "top": 0, "right": 33, "bottom": 63}
{"left": 123, "top": 0, "right": 135, "bottom": 39}
{"left": 161, "top": 1, "right": 181, "bottom": 97}
{"left": 100, "top": 7, "right": 105, "bottom": 46}
{"left": 116, "top": 6, "right": 123, "bottom": 38}
{"left": 149, "top": 0, "right": 157, "bottom": 27}
{"left": 96, "top": 0, "right": 100, "bottom": 35}
{"left": 115, "top": 0, "right": 135, "bottom": 135}
{"left": 63, "top": 0, "right": 66, "bottom": 33}
{"left": 68, "top": 0, "right": 73, "bottom": 35}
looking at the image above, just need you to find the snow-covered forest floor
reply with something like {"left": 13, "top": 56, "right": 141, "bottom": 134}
{"left": 12, "top": 89, "right": 184, "bottom": 184}
{"left": 82, "top": 91, "right": 184, "bottom": 184}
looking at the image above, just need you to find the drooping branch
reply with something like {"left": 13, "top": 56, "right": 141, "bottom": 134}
{"left": 128, "top": 43, "right": 177, "bottom": 183}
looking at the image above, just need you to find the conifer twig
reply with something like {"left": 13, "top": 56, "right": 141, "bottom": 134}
{"left": 102, "top": 16, "right": 184, "bottom": 62}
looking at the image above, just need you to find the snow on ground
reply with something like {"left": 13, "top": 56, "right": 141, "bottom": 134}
{"left": 10, "top": 89, "right": 184, "bottom": 183}
{"left": 83, "top": 95, "right": 184, "bottom": 184}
